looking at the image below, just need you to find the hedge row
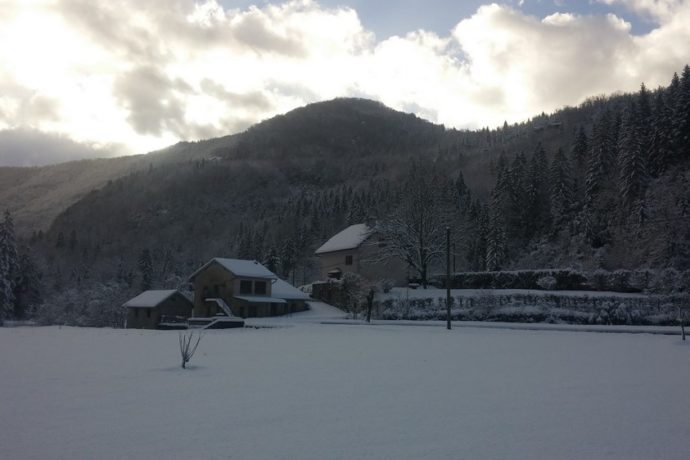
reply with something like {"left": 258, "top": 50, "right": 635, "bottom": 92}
{"left": 431, "top": 268, "right": 690, "bottom": 293}
{"left": 377, "top": 292, "right": 688, "bottom": 326}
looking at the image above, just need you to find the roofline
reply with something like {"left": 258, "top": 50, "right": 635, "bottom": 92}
{"left": 315, "top": 246, "right": 363, "bottom": 255}
{"left": 314, "top": 234, "right": 373, "bottom": 255}
{"left": 188, "top": 258, "right": 276, "bottom": 282}
{"left": 314, "top": 224, "right": 375, "bottom": 255}
{"left": 122, "top": 289, "right": 188, "bottom": 308}
{"left": 188, "top": 258, "right": 221, "bottom": 281}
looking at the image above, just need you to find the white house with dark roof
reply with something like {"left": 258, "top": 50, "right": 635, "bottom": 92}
{"left": 188, "top": 258, "right": 309, "bottom": 319}
{"left": 315, "top": 223, "right": 407, "bottom": 285}
{"left": 123, "top": 290, "right": 193, "bottom": 329}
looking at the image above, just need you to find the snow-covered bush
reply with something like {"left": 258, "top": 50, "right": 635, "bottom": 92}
{"left": 536, "top": 275, "right": 557, "bottom": 290}
{"left": 33, "top": 281, "right": 132, "bottom": 327}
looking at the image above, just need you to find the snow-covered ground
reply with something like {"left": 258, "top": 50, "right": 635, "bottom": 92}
{"left": 1, "top": 304, "right": 688, "bottom": 460}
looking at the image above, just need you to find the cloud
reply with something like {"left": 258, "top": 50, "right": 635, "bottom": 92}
{"left": 596, "top": 0, "right": 682, "bottom": 21}
{"left": 0, "top": 128, "right": 120, "bottom": 167}
{"left": 1, "top": 0, "right": 690, "bottom": 160}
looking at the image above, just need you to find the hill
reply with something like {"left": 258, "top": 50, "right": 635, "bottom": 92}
{"left": 3, "top": 66, "right": 690, "bottom": 324}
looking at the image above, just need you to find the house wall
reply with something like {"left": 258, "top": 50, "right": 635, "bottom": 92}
{"left": 125, "top": 294, "right": 192, "bottom": 329}
{"left": 192, "top": 263, "right": 234, "bottom": 317}
{"left": 126, "top": 307, "right": 158, "bottom": 329}
{"left": 192, "top": 262, "right": 275, "bottom": 317}
{"left": 317, "top": 248, "right": 359, "bottom": 280}
{"left": 317, "top": 242, "right": 407, "bottom": 286}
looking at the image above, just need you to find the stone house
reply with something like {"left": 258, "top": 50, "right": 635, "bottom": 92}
{"left": 315, "top": 223, "right": 407, "bottom": 285}
{"left": 188, "top": 258, "right": 309, "bottom": 319}
{"left": 123, "top": 290, "right": 193, "bottom": 329}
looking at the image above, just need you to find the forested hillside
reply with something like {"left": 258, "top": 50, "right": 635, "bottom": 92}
{"left": 2, "top": 66, "right": 690, "bottom": 325}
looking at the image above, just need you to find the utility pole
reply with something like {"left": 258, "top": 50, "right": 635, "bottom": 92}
{"left": 452, "top": 242, "right": 456, "bottom": 273}
{"left": 446, "top": 226, "right": 451, "bottom": 330}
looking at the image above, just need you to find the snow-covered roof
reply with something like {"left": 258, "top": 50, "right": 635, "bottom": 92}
{"left": 189, "top": 258, "right": 277, "bottom": 281}
{"left": 123, "top": 290, "right": 189, "bottom": 308}
{"left": 315, "top": 223, "right": 372, "bottom": 254}
{"left": 234, "top": 295, "right": 287, "bottom": 304}
{"left": 271, "top": 278, "right": 311, "bottom": 300}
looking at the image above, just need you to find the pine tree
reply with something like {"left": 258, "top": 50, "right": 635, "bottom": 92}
{"left": 550, "top": 148, "right": 574, "bottom": 229}
{"left": 55, "top": 231, "right": 65, "bottom": 249}
{"left": 618, "top": 102, "right": 648, "bottom": 208}
{"left": 263, "top": 247, "right": 280, "bottom": 274}
{"left": 672, "top": 65, "right": 690, "bottom": 161}
{"left": 486, "top": 195, "right": 507, "bottom": 271}
{"left": 13, "top": 250, "right": 41, "bottom": 319}
{"left": 68, "top": 230, "right": 77, "bottom": 252}
{"left": 0, "top": 211, "right": 19, "bottom": 320}
{"left": 571, "top": 125, "right": 589, "bottom": 172}
{"left": 138, "top": 249, "right": 153, "bottom": 291}
{"left": 647, "top": 91, "right": 673, "bottom": 176}
{"left": 586, "top": 110, "right": 615, "bottom": 205}
{"left": 280, "top": 239, "right": 297, "bottom": 278}
{"left": 526, "top": 145, "right": 552, "bottom": 236}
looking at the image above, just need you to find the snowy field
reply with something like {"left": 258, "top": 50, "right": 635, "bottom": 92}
{"left": 1, "top": 305, "right": 689, "bottom": 459}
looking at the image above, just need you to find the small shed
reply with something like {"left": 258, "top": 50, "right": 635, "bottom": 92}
{"left": 123, "top": 290, "right": 193, "bottom": 329}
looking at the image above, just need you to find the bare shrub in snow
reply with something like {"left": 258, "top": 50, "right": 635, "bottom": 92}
{"left": 179, "top": 330, "right": 202, "bottom": 369}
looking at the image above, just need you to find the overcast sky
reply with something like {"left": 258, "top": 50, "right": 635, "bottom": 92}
{"left": 1, "top": 0, "right": 689, "bottom": 164}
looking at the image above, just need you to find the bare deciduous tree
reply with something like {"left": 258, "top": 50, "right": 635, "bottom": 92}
{"left": 179, "top": 330, "right": 202, "bottom": 369}
{"left": 372, "top": 162, "right": 454, "bottom": 287}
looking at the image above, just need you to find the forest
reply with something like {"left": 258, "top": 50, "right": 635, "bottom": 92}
{"left": 1, "top": 65, "right": 689, "bottom": 326}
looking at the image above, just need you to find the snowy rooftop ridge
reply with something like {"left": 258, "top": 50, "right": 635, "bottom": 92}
{"left": 315, "top": 223, "right": 372, "bottom": 254}
{"left": 189, "top": 258, "right": 277, "bottom": 280}
{"left": 122, "top": 290, "right": 182, "bottom": 308}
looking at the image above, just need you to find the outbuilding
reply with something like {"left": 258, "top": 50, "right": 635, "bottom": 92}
{"left": 123, "top": 290, "right": 193, "bottom": 329}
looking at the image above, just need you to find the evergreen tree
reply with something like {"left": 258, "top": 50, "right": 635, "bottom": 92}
{"left": 647, "top": 91, "right": 673, "bottom": 177}
{"left": 280, "top": 239, "right": 297, "bottom": 278}
{"left": 13, "top": 250, "right": 41, "bottom": 319}
{"left": 486, "top": 195, "right": 507, "bottom": 271}
{"left": 550, "top": 148, "right": 574, "bottom": 229}
{"left": 526, "top": 145, "right": 552, "bottom": 235}
{"left": 586, "top": 110, "right": 615, "bottom": 205}
{"left": 68, "top": 230, "right": 77, "bottom": 252}
{"left": 571, "top": 125, "right": 589, "bottom": 173}
{"left": 264, "top": 247, "right": 280, "bottom": 274}
{"left": 618, "top": 102, "right": 648, "bottom": 208}
{"left": 0, "top": 211, "right": 19, "bottom": 320}
{"left": 138, "top": 249, "right": 153, "bottom": 291}
{"left": 672, "top": 65, "right": 690, "bottom": 161}
{"left": 55, "top": 231, "right": 65, "bottom": 249}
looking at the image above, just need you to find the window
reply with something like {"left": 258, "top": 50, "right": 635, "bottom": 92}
{"left": 134, "top": 309, "right": 139, "bottom": 318}
{"left": 240, "top": 280, "right": 252, "bottom": 294}
{"left": 146, "top": 309, "right": 151, "bottom": 318}
{"left": 345, "top": 255, "right": 353, "bottom": 265}
{"left": 254, "top": 281, "right": 267, "bottom": 295}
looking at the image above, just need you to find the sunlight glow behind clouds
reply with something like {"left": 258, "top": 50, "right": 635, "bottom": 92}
{"left": 1, "top": 0, "right": 690, "bottom": 155}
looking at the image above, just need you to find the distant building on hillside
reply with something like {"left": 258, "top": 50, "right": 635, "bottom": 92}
{"left": 123, "top": 290, "right": 193, "bottom": 329}
{"left": 188, "top": 258, "right": 309, "bottom": 321}
{"left": 315, "top": 223, "right": 407, "bottom": 285}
